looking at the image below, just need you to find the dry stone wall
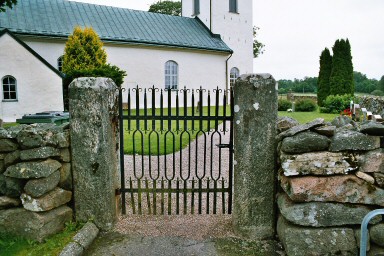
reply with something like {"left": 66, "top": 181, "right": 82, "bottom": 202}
{"left": 0, "top": 123, "right": 73, "bottom": 242}
{"left": 358, "top": 95, "right": 384, "bottom": 118}
{"left": 276, "top": 116, "right": 384, "bottom": 255}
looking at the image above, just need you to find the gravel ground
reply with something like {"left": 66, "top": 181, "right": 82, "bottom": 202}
{"left": 115, "top": 124, "right": 236, "bottom": 240}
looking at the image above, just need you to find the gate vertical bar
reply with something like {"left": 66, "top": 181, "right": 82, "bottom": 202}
{"left": 119, "top": 88, "right": 126, "bottom": 214}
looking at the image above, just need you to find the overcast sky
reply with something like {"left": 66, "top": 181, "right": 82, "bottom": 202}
{"left": 71, "top": 0, "right": 384, "bottom": 80}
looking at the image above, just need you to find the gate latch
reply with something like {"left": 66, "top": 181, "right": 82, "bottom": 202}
{"left": 216, "top": 144, "right": 231, "bottom": 149}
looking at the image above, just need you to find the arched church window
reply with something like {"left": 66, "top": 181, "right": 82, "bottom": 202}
{"left": 2, "top": 75, "right": 17, "bottom": 101}
{"left": 229, "top": 0, "right": 238, "bottom": 13}
{"left": 230, "top": 67, "right": 240, "bottom": 87}
{"left": 165, "top": 61, "right": 178, "bottom": 90}
{"left": 57, "top": 56, "right": 64, "bottom": 72}
{"left": 194, "top": 0, "right": 200, "bottom": 15}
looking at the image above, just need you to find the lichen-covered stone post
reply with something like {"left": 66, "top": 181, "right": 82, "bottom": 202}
{"left": 69, "top": 77, "right": 119, "bottom": 230}
{"left": 233, "top": 73, "right": 278, "bottom": 239}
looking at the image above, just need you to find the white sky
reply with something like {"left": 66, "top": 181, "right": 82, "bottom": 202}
{"left": 71, "top": 0, "right": 384, "bottom": 80}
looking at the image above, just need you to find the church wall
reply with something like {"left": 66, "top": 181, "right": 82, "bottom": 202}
{"left": 0, "top": 34, "right": 63, "bottom": 122}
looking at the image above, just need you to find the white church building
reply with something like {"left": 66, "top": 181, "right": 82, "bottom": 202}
{"left": 0, "top": 0, "right": 253, "bottom": 122}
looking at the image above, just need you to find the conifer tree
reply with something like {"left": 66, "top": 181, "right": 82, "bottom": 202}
{"left": 329, "top": 39, "right": 354, "bottom": 96}
{"left": 62, "top": 26, "right": 107, "bottom": 74}
{"left": 317, "top": 48, "right": 332, "bottom": 106}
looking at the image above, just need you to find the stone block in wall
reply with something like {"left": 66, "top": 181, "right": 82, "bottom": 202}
{"left": 0, "top": 160, "right": 4, "bottom": 174}
{"left": 280, "top": 151, "right": 355, "bottom": 176}
{"left": 59, "top": 163, "right": 72, "bottom": 190}
{"left": 357, "top": 149, "right": 384, "bottom": 173}
{"left": 0, "top": 174, "right": 5, "bottom": 195}
{"left": 374, "top": 173, "right": 384, "bottom": 188}
{"left": 280, "top": 174, "right": 384, "bottom": 206}
{"left": 314, "top": 125, "right": 336, "bottom": 137}
{"left": 280, "top": 131, "right": 330, "bottom": 154}
{"left": 277, "top": 116, "right": 299, "bottom": 134}
{"left": 360, "top": 121, "right": 384, "bottom": 136}
{"left": 277, "top": 216, "right": 357, "bottom": 256}
{"left": 54, "top": 131, "right": 70, "bottom": 148}
{"left": 21, "top": 187, "right": 72, "bottom": 212}
{"left": 0, "top": 205, "right": 72, "bottom": 242}
{"left": 0, "top": 196, "right": 21, "bottom": 209}
{"left": 370, "top": 223, "right": 384, "bottom": 247}
{"left": 368, "top": 245, "right": 384, "bottom": 256}
{"left": 4, "top": 158, "right": 61, "bottom": 179}
{"left": 16, "top": 129, "right": 44, "bottom": 149}
{"left": 331, "top": 115, "right": 356, "bottom": 128}
{"left": 20, "top": 146, "right": 60, "bottom": 161}
{"left": 59, "top": 148, "right": 71, "bottom": 162}
{"left": 4, "top": 150, "right": 20, "bottom": 167}
{"left": 4, "top": 176, "right": 24, "bottom": 198}
{"left": 277, "top": 193, "right": 380, "bottom": 227}
{"left": 0, "top": 139, "right": 18, "bottom": 152}
{"left": 276, "top": 118, "right": 324, "bottom": 141}
{"left": 329, "top": 129, "right": 380, "bottom": 151}
{"left": 24, "top": 170, "right": 60, "bottom": 198}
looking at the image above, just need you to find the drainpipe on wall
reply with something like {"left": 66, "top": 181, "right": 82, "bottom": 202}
{"left": 226, "top": 53, "right": 233, "bottom": 93}
{"left": 210, "top": 0, "right": 212, "bottom": 31}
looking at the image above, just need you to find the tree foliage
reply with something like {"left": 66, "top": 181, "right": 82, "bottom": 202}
{"left": 278, "top": 77, "right": 318, "bottom": 94}
{"left": 253, "top": 26, "right": 265, "bottom": 58}
{"left": 317, "top": 48, "right": 332, "bottom": 106}
{"left": 62, "top": 26, "right": 107, "bottom": 74}
{"left": 148, "top": 1, "right": 181, "bottom": 16}
{"left": 354, "top": 71, "right": 378, "bottom": 93}
{"left": 379, "top": 75, "right": 384, "bottom": 92}
{"left": 0, "top": 0, "right": 17, "bottom": 12}
{"left": 329, "top": 39, "right": 354, "bottom": 96}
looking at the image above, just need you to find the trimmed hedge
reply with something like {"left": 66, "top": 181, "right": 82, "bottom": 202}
{"left": 295, "top": 99, "right": 317, "bottom": 112}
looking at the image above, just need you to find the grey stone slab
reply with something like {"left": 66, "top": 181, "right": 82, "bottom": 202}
{"left": 59, "top": 242, "right": 84, "bottom": 256}
{"left": 281, "top": 131, "right": 330, "bottom": 154}
{"left": 4, "top": 176, "right": 24, "bottom": 198}
{"left": 73, "top": 222, "right": 99, "bottom": 250}
{"left": 21, "top": 187, "right": 72, "bottom": 212}
{"left": 277, "top": 116, "right": 299, "bottom": 134}
{"left": 314, "top": 125, "right": 336, "bottom": 137}
{"left": 59, "top": 163, "right": 72, "bottom": 190}
{"left": 59, "top": 148, "right": 71, "bottom": 162}
{"left": 276, "top": 118, "right": 324, "bottom": 141}
{"left": 233, "top": 73, "right": 277, "bottom": 239}
{"left": 329, "top": 129, "right": 380, "bottom": 152}
{"left": 20, "top": 146, "right": 61, "bottom": 161}
{"left": 4, "top": 158, "right": 61, "bottom": 179}
{"left": 371, "top": 223, "right": 384, "bottom": 247}
{"left": 280, "top": 151, "right": 355, "bottom": 176}
{"left": 0, "top": 206, "right": 72, "bottom": 242}
{"left": 277, "top": 216, "right": 357, "bottom": 256}
{"left": 4, "top": 150, "right": 20, "bottom": 167}
{"left": 277, "top": 193, "right": 380, "bottom": 227}
{"left": 0, "top": 139, "right": 18, "bottom": 152}
{"left": 24, "top": 170, "right": 60, "bottom": 197}
{"left": 357, "top": 149, "right": 384, "bottom": 173}
{"left": 69, "top": 77, "right": 119, "bottom": 231}
{"left": 360, "top": 121, "right": 384, "bottom": 136}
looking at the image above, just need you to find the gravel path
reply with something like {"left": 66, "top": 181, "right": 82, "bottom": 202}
{"left": 115, "top": 124, "right": 235, "bottom": 240}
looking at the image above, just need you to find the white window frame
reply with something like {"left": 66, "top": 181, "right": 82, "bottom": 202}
{"left": 229, "top": 0, "right": 238, "bottom": 13}
{"left": 230, "top": 67, "right": 240, "bottom": 87}
{"left": 165, "top": 61, "right": 179, "bottom": 90}
{"left": 2, "top": 75, "right": 17, "bottom": 101}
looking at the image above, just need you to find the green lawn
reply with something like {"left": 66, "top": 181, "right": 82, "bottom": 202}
{"left": 278, "top": 110, "right": 338, "bottom": 124}
{"left": 122, "top": 106, "right": 230, "bottom": 155}
{"left": 0, "top": 222, "right": 83, "bottom": 256}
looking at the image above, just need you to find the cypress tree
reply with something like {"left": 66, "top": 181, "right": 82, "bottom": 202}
{"left": 329, "top": 39, "right": 354, "bottom": 96}
{"left": 317, "top": 48, "right": 332, "bottom": 106}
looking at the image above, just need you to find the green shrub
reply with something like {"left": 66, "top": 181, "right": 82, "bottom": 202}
{"left": 295, "top": 99, "right": 317, "bottom": 112}
{"left": 320, "top": 94, "right": 354, "bottom": 114}
{"left": 371, "top": 90, "right": 384, "bottom": 96}
{"left": 278, "top": 99, "right": 292, "bottom": 111}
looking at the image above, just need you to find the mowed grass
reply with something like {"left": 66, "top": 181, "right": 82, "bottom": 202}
{"left": 122, "top": 106, "right": 230, "bottom": 155}
{"left": 278, "top": 110, "right": 338, "bottom": 124}
{"left": 0, "top": 222, "right": 83, "bottom": 256}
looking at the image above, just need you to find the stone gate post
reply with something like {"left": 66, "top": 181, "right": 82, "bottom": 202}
{"left": 69, "top": 77, "right": 119, "bottom": 230}
{"left": 233, "top": 73, "right": 278, "bottom": 239}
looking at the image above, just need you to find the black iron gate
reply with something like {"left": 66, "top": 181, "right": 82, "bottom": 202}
{"left": 118, "top": 86, "right": 234, "bottom": 215}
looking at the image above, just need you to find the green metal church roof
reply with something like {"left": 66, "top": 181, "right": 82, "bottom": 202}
{"left": 0, "top": 0, "right": 232, "bottom": 53}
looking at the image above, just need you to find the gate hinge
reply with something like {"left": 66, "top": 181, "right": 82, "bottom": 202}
{"left": 216, "top": 144, "right": 231, "bottom": 149}
{"left": 115, "top": 188, "right": 122, "bottom": 195}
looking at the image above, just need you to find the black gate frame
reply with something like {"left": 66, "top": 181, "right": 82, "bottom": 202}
{"left": 118, "top": 86, "right": 234, "bottom": 215}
